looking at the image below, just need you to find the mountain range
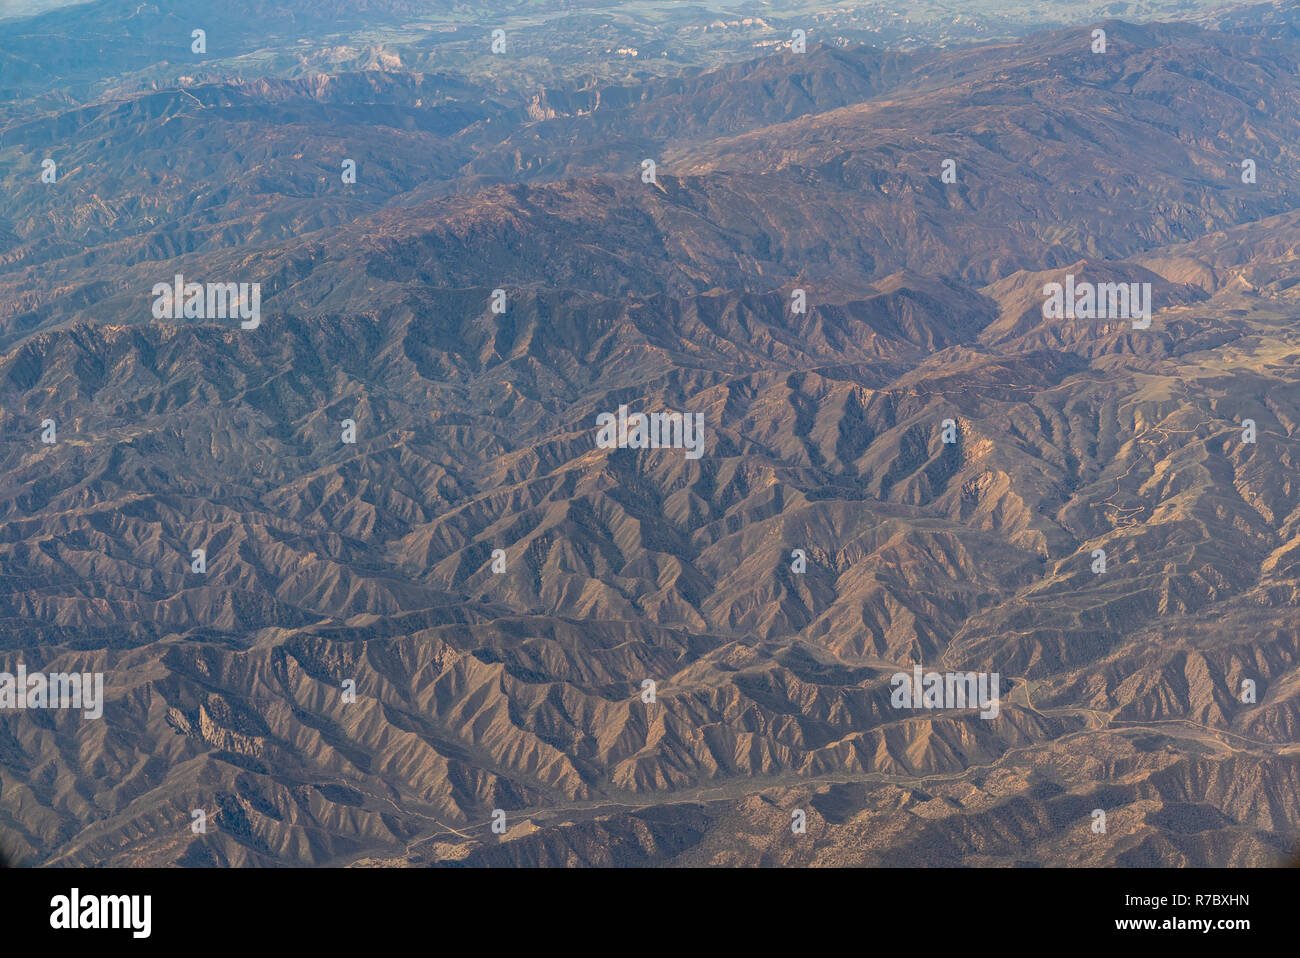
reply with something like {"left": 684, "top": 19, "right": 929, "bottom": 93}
{"left": 0, "top": 0, "right": 1298, "bottom": 867}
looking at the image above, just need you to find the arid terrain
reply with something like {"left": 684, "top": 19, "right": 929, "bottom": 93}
{"left": 0, "top": 0, "right": 1298, "bottom": 867}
